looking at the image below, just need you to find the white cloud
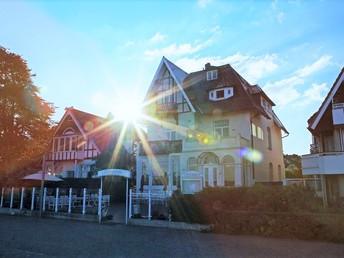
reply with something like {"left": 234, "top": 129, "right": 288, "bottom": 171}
{"left": 144, "top": 40, "right": 212, "bottom": 59}
{"left": 124, "top": 40, "right": 135, "bottom": 48}
{"left": 198, "top": 0, "right": 212, "bottom": 8}
{"left": 263, "top": 56, "right": 332, "bottom": 107}
{"left": 295, "top": 83, "right": 329, "bottom": 107}
{"left": 296, "top": 55, "right": 332, "bottom": 77}
{"left": 263, "top": 76, "right": 303, "bottom": 106}
{"left": 175, "top": 53, "right": 279, "bottom": 83}
{"left": 271, "top": 0, "right": 278, "bottom": 10}
{"left": 276, "top": 12, "right": 284, "bottom": 24}
{"left": 149, "top": 32, "right": 166, "bottom": 43}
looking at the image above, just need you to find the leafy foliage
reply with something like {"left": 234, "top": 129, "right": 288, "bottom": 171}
{"left": 0, "top": 47, "right": 55, "bottom": 179}
{"left": 284, "top": 154, "right": 303, "bottom": 178}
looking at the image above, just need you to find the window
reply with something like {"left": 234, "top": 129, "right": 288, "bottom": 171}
{"left": 269, "top": 163, "right": 273, "bottom": 181}
{"left": 214, "top": 120, "right": 230, "bottom": 139}
{"left": 223, "top": 155, "right": 235, "bottom": 186}
{"left": 156, "top": 69, "right": 177, "bottom": 105}
{"left": 167, "top": 131, "right": 177, "bottom": 141}
{"left": 251, "top": 124, "right": 257, "bottom": 137}
{"left": 257, "top": 126, "right": 264, "bottom": 140}
{"left": 187, "top": 157, "right": 198, "bottom": 171}
{"left": 206, "top": 70, "right": 217, "bottom": 81}
{"left": 267, "top": 127, "right": 272, "bottom": 149}
{"left": 209, "top": 87, "right": 233, "bottom": 101}
{"left": 216, "top": 90, "right": 224, "bottom": 98}
{"left": 251, "top": 123, "right": 263, "bottom": 140}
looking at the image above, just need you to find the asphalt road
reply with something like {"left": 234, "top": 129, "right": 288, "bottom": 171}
{"left": 1, "top": 215, "right": 344, "bottom": 258}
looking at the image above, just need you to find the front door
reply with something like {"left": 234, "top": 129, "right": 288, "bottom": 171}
{"left": 203, "top": 166, "right": 219, "bottom": 187}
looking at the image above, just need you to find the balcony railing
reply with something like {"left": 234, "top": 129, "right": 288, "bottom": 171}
{"left": 156, "top": 102, "right": 178, "bottom": 114}
{"left": 302, "top": 151, "right": 344, "bottom": 175}
{"left": 139, "top": 140, "right": 182, "bottom": 156}
{"left": 47, "top": 151, "right": 84, "bottom": 161}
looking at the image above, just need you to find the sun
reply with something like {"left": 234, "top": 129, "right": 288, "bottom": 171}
{"left": 113, "top": 99, "right": 143, "bottom": 124}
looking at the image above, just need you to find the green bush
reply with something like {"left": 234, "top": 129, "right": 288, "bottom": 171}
{"left": 168, "top": 191, "right": 208, "bottom": 224}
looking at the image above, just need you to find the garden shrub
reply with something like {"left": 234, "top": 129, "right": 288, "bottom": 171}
{"left": 168, "top": 191, "right": 208, "bottom": 224}
{"left": 167, "top": 185, "right": 344, "bottom": 242}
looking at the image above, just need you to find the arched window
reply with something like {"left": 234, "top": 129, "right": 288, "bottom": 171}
{"left": 269, "top": 163, "right": 273, "bottom": 181}
{"left": 278, "top": 165, "right": 282, "bottom": 181}
{"left": 267, "top": 127, "right": 272, "bottom": 149}
{"left": 63, "top": 127, "right": 75, "bottom": 135}
{"left": 222, "top": 155, "right": 235, "bottom": 186}
{"left": 187, "top": 157, "right": 198, "bottom": 171}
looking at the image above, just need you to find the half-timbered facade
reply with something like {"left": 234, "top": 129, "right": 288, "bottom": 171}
{"left": 136, "top": 57, "right": 288, "bottom": 194}
{"left": 44, "top": 107, "right": 115, "bottom": 178}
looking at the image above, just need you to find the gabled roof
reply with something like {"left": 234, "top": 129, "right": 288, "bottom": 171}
{"left": 144, "top": 57, "right": 195, "bottom": 112}
{"left": 53, "top": 107, "right": 114, "bottom": 152}
{"left": 308, "top": 67, "right": 344, "bottom": 132}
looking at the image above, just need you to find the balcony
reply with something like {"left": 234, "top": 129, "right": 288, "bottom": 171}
{"left": 302, "top": 152, "right": 344, "bottom": 175}
{"left": 139, "top": 140, "right": 182, "bottom": 156}
{"left": 183, "top": 133, "right": 245, "bottom": 152}
{"left": 47, "top": 151, "right": 85, "bottom": 161}
{"left": 156, "top": 102, "right": 178, "bottom": 114}
{"left": 332, "top": 103, "right": 344, "bottom": 125}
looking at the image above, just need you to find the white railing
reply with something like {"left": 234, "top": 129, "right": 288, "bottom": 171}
{"left": 0, "top": 187, "right": 110, "bottom": 217}
{"left": 302, "top": 152, "right": 344, "bottom": 175}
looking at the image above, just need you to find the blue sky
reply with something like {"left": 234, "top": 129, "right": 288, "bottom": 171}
{"left": 1, "top": 0, "right": 343, "bottom": 155}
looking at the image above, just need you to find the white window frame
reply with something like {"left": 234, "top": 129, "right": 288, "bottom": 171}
{"left": 206, "top": 70, "right": 218, "bottom": 81}
{"left": 167, "top": 131, "right": 177, "bottom": 141}
{"left": 214, "top": 120, "right": 230, "bottom": 139}
{"left": 209, "top": 87, "right": 233, "bottom": 101}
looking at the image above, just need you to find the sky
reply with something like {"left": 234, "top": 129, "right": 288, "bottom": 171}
{"left": 1, "top": 0, "right": 344, "bottom": 155}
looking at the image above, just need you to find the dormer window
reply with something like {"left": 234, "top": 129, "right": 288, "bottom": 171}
{"left": 206, "top": 70, "right": 217, "bottom": 81}
{"left": 209, "top": 87, "right": 233, "bottom": 101}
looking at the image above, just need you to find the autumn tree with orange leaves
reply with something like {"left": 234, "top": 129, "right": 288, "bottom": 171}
{"left": 0, "top": 47, "right": 55, "bottom": 180}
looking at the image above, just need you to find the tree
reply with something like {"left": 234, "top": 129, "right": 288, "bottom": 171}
{"left": 284, "top": 154, "right": 303, "bottom": 178}
{"left": 0, "top": 47, "right": 55, "bottom": 180}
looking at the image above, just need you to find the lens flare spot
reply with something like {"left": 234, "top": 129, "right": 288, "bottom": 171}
{"left": 238, "top": 147, "right": 263, "bottom": 163}
{"left": 84, "top": 121, "right": 94, "bottom": 131}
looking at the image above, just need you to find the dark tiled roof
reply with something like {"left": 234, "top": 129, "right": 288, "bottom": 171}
{"left": 56, "top": 107, "right": 115, "bottom": 152}
{"left": 182, "top": 64, "right": 270, "bottom": 118}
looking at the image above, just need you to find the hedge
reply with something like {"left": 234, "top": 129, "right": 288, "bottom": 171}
{"left": 168, "top": 185, "right": 344, "bottom": 242}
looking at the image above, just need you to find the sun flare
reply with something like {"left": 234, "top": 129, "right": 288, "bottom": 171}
{"left": 112, "top": 99, "right": 143, "bottom": 124}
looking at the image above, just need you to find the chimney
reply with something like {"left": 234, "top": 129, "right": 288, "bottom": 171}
{"left": 205, "top": 63, "right": 211, "bottom": 70}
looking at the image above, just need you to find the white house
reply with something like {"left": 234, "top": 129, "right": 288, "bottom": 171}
{"left": 302, "top": 67, "right": 344, "bottom": 206}
{"left": 136, "top": 57, "right": 288, "bottom": 194}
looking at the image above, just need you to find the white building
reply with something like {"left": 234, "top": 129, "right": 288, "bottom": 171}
{"left": 302, "top": 68, "right": 344, "bottom": 206}
{"left": 136, "top": 57, "right": 288, "bottom": 194}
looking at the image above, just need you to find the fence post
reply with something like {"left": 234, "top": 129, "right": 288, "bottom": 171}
{"left": 55, "top": 188, "right": 59, "bottom": 212}
{"left": 148, "top": 188, "right": 151, "bottom": 220}
{"left": 1, "top": 188, "right": 4, "bottom": 207}
{"left": 129, "top": 189, "right": 132, "bottom": 218}
{"left": 82, "top": 188, "right": 86, "bottom": 215}
{"left": 98, "top": 188, "right": 102, "bottom": 223}
{"left": 20, "top": 187, "right": 25, "bottom": 210}
{"left": 43, "top": 187, "right": 47, "bottom": 211}
{"left": 10, "top": 187, "right": 14, "bottom": 209}
{"left": 68, "top": 188, "right": 72, "bottom": 214}
{"left": 31, "top": 187, "right": 35, "bottom": 211}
